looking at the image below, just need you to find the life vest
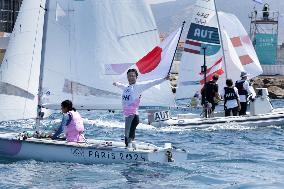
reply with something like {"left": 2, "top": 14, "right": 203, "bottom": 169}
{"left": 201, "top": 81, "right": 218, "bottom": 103}
{"left": 235, "top": 80, "right": 248, "bottom": 96}
{"left": 224, "top": 87, "right": 238, "bottom": 101}
{"left": 65, "top": 111, "right": 84, "bottom": 142}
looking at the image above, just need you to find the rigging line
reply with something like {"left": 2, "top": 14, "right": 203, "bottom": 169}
{"left": 194, "top": 4, "right": 215, "bottom": 12}
{"left": 119, "top": 29, "right": 158, "bottom": 38}
{"left": 23, "top": 0, "right": 45, "bottom": 118}
{"left": 68, "top": 1, "right": 74, "bottom": 102}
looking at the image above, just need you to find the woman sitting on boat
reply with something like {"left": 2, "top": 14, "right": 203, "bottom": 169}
{"left": 51, "top": 100, "right": 85, "bottom": 142}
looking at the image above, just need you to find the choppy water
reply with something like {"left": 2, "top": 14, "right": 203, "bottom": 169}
{"left": 0, "top": 101, "right": 284, "bottom": 189}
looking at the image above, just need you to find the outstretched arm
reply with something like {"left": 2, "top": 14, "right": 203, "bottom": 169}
{"left": 136, "top": 76, "right": 169, "bottom": 93}
{"left": 51, "top": 114, "right": 71, "bottom": 139}
{"left": 113, "top": 82, "right": 127, "bottom": 90}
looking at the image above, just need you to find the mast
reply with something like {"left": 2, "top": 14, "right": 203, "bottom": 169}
{"left": 168, "top": 21, "right": 186, "bottom": 74}
{"left": 201, "top": 47, "right": 207, "bottom": 96}
{"left": 213, "top": 0, "right": 228, "bottom": 78}
{"left": 36, "top": 0, "right": 49, "bottom": 130}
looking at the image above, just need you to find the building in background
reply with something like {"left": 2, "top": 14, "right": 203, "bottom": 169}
{"left": 0, "top": 0, "right": 22, "bottom": 63}
{"left": 0, "top": 0, "right": 22, "bottom": 32}
{"left": 249, "top": 3, "right": 284, "bottom": 75}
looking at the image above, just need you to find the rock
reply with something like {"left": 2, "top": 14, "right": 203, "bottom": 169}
{"left": 251, "top": 76, "right": 284, "bottom": 99}
{"left": 267, "top": 86, "right": 284, "bottom": 99}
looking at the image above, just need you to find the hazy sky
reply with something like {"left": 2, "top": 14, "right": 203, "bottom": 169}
{"left": 147, "top": 0, "right": 176, "bottom": 4}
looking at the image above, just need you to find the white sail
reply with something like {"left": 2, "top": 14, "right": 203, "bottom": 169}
{"left": 218, "top": 12, "right": 263, "bottom": 79}
{"left": 41, "top": 0, "right": 174, "bottom": 110}
{"left": 221, "top": 30, "right": 245, "bottom": 86}
{"left": 0, "top": 0, "right": 46, "bottom": 121}
{"left": 176, "top": 0, "right": 225, "bottom": 100}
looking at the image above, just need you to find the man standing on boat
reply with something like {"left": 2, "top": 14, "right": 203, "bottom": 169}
{"left": 221, "top": 79, "right": 241, "bottom": 117}
{"left": 113, "top": 69, "right": 169, "bottom": 148}
{"left": 235, "top": 72, "right": 256, "bottom": 115}
{"left": 201, "top": 74, "right": 220, "bottom": 115}
{"left": 112, "top": 27, "right": 182, "bottom": 148}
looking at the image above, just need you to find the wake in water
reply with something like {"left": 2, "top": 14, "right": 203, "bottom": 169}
{"left": 0, "top": 113, "right": 281, "bottom": 136}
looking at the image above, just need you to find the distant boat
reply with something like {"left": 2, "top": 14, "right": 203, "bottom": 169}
{"left": 0, "top": 0, "right": 186, "bottom": 164}
{"left": 149, "top": 0, "right": 284, "bottom": 127}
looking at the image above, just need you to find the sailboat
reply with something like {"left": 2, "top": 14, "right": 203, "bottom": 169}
{"left": 0, "top": 0, "right": 187, "bottom": 163}
{"left": 149, "top": 0, "right": 284, "bottom": 128}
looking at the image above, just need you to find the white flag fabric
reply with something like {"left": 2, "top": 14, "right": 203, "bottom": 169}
{"left": 119, "top": 27, "right": 182, "bottom": 82}
{"left": 104, "top": 28, "right": 182, "bottom": 79}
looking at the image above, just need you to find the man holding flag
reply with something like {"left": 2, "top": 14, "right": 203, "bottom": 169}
{"left": 113, "top": 70, "right": 169, "bottom": 148}
{"left": 113, "top": 26, "right": 184, "bottom": 148}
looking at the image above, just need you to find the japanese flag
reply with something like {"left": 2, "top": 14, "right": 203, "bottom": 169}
{"left": 120, "top": 27, "right": 182, "bottom": 82}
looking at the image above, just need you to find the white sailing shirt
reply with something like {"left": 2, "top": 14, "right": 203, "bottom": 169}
{"left": 114, "top": 78, "right": 165, "bottom": 116}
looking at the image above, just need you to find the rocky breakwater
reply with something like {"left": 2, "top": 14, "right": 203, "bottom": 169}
{"left": 252, "top": 76, "right": 284, "bottom": 99}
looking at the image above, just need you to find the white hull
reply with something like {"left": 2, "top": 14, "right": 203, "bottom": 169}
{"left": 0, "top": 132, "right": 187, "bottom": 164}
{"left": 160, "top": 108, "right": 284, "bottom": 128}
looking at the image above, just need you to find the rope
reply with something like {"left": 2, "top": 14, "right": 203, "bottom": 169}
{"left": 81, "top": 132, "right": 89, "bottom": 144}
{"left": 119, "top": 29, "right": 158, "bottom": 38}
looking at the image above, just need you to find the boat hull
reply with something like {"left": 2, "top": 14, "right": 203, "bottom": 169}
{"left": 161, "top": 109, "right": 284, "bottom": 128}
{"left": 0, "top": 133, "right": 187, "bottom": 164}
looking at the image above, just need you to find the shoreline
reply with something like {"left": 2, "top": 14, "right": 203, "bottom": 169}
{"left": 252, "top": 76, "right": 284, "bottom": 99}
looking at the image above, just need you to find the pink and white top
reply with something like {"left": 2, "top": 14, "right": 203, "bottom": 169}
{"left": 65, "top": 110, "right": 85, "bottom": 142}
{"left": 114, "top": 78, "right": 165, "bottom": 116}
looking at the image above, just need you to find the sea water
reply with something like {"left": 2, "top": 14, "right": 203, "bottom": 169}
{"left": 0, "top": 101, "right": 283, "bottom": 188}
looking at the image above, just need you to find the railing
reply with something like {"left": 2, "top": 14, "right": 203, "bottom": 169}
{"left": 250, "top": 11, "right": 279, "bottom": 24}
{"left": 261, "top": 65, "right": 284, "bottom": 75}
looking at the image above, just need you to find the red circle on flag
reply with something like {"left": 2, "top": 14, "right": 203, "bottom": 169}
{"left": 136, "top": 46, "right": 162, "bottom": 74}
